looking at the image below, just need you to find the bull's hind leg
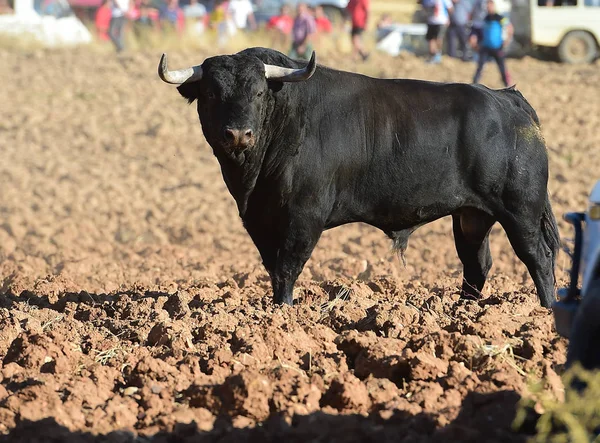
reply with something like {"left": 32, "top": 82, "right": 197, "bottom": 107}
{"left": 452, "top": 209, "right": 496, "bottom": 299}
{"left": 501, "top": 215, "right": 555, "bottom": 308}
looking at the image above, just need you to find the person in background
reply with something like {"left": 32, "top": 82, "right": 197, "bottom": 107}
{"left": 375, "top": 13, "right": 393, "bottom": 42}
{"left": 0, "top": 0, "right": 13, "bottom": 13}
{"left": 266, "top": 4, "right": 294, "bottom": 48}
{"left": 184, "top": 0, "right": 207, "bottom": 34}
{"left": 109, "top": 0, "right": 129, "bottom": 52}
{"left": 346, "top": 0, "right": 370, "bottom": 61}
{"left": 228, "top": 0, "right": 256, "bottom": 31}
{"left": 129, "top": 0, "right": 158, "bottom": 44}
{"left": 472, "top": 0, "right": 513, "bottom": 87}
{"left": 135, "top": 0, "right": 159, "bottom": 27}
{"left": 422, "top": 0, "right": 453, "bottom": 64}
{"left": 469, "top": 0, "right": 487, "bottom": 55}
{"left": 160, "top": 0, "right": 184, "bottom": 34}
{"left": 127, "top": 0, "right": 140, "bottom": 22}
{"left": 184, "top": 0, "right": 206, "bottom": 20}
{"left": 211, "top": 0, "right": 236, "bottom": 47}
{"left": 314, "top": 6, "right": 332, "bottom": 34}
{"left": 95, "top": 0, "right": 112, "bottom": 41}
{"left": 447, "top": 0, "right": 471, "bottom": 60}
{"left": 290, "top": 2, "right": 316, "bottom": 61}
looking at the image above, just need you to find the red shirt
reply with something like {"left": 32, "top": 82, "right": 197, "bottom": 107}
{"left": 95, "top": 4, "right": 111, "bottom": 40}
{"left": 346, "top": 0, "right": 369, "bottom": 28}
{"left": 315, "top": 16, "right": 332, "bottom": 33}
{"left": 266, "top": 14, "right": 294, "bottom": 34}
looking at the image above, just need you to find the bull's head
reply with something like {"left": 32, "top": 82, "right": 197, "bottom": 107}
{"left": 158, "top": 51, "right": 316, "bottom": 156}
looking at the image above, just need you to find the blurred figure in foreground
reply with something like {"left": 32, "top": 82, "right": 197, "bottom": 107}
{"left": 109, "top": 0, "right": 130, "bottom": 52}
{"left": 472, "top": 0, "right": 513, "bottom": 86}
{"left": 290, "top": 2, "right": 316, "bottom": 61}
{"left": 346, "top": 0, "right": 370, "bottom": 61}
{"left": 421, "top": 0, "right": 453, "bottom": 64}
{"left": 266, "top": 4, "right": 294, "bottom": 48}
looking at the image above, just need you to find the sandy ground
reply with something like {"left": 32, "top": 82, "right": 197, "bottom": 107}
{"left": 0, "top": 47, "right": 599, "bottom": 442}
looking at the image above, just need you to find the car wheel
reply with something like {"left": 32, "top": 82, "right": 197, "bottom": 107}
{"left": 558, "top": 31, "right": 598, "bottom": 64}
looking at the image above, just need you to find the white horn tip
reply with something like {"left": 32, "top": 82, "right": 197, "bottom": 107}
{"left": 158, "top": 53, "right": 168, "bottom": 82}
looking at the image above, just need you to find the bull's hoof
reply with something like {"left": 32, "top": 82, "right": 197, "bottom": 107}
{"left": 273, "top": 297, "right": 294, "bottom": 306}
{"left": 460, "top": 293, "right": 481, "bottom": 302}
{"left": 460, "top": 288, "right": 483, "bottom": 302}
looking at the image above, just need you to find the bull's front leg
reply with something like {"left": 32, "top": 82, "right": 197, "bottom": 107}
{"left": 269, "top": 221, "right": 323, "bottom": 305}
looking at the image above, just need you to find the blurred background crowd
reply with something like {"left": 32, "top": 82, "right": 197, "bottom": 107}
{"left": 0, "top": 0, "right": 524, "bottom": 59}
{"left": 0, "top": 0, "right": 598, "bottom": 71}
{"left": 87, "top": 0, "right": 377, "bottom": 60}
{"left": 86, "top": 0, "right": 512, "bottom": 63}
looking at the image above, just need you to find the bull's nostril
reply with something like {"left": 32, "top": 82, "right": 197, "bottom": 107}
{"left": 224, "top": 129, "right": 235, "bottom": 140}
{"left": 224, "top": 128, "right": 253, "bottom": 146}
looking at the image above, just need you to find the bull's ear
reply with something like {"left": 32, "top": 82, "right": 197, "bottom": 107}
{"left": 177, "top": 83, "right": 199, "bottom": 104}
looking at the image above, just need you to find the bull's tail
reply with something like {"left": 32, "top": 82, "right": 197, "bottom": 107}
{"left": 541, "top": 193, "right": 560, "bottom": 286}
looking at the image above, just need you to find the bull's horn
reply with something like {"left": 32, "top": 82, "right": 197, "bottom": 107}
{"left": 264, "top": 51, "right": 317, "bottom": 82}
{"left": 158, "top": 53, "right": 203, "bottom": 85}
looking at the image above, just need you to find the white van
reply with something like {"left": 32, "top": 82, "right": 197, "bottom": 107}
{"left": 511, "top": 0, "right": 600, "bottom": 63}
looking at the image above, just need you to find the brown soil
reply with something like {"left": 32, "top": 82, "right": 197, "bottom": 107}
{"left": 0, "top": 47, "right": 598, "bottom": 442}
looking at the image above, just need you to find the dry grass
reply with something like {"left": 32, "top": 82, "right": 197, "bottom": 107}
{"left": 476, "top": 339, "right": 528, "bottom": 377}
{"left": 120, "top": 24, "right": 358, "bottom": 58}
{"left": 41, "top": 314, "right": 65, "bottom": 332}
{"left": 274, "top": 355, "right": 308, "bottom": 378}
{"left": 370, "top": 0, "right": 417, "bottom": 24}
{"left": 0, "top": 34, "right": 45, "bottom": 51}
{"left": 93, "top": 345, "right": 124, "bottom": 365}
{"left": 319, "top": 285, "right": 352, "bottom": 318}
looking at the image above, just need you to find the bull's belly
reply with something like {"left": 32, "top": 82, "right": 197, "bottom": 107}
{"left": 324, "top": 194, "right": 468, "bottom": 232}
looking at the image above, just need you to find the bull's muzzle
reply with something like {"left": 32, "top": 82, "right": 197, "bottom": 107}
{"left": 224, "top": 127, "right": 255, "bottom": 148}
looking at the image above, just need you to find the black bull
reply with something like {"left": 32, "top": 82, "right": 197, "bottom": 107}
{"left": 158, "top": 47, "right": 560, "bottom": 307}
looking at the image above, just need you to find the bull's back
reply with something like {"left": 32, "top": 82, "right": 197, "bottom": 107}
{"left": 301, "top": 74, "right": 544, "bottom": 228}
